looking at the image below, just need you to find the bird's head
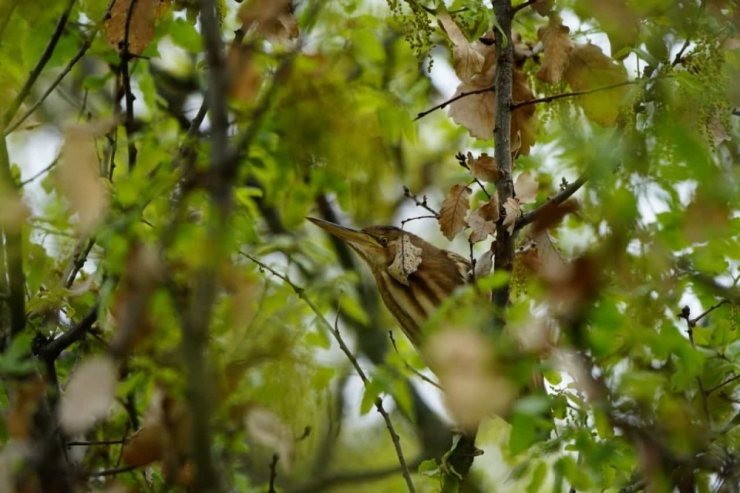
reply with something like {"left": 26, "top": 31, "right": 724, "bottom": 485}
{"left": 307, "top": 217, "right": 409, "bottom": 271}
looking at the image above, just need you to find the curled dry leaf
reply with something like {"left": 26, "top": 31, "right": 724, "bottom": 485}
{"left": 58, "top": 123, "right": 110, "bottom": 233}
{"left": 468, "top": 206, "right": 496, "bottom": 243}
{"left": 532, "top": 198, "right": 580, "bottom": 234}
{"left": 468, "top": 152, "right": 500, "bottom": 182}
{"left": 563, "top": 43, "right": 629, "bottom": 127}
{"left": 427, "top": 329, "right": 515, "bottom": 431}
{"left": 536, "top": 16, "right": 574, "bottom": 84}
{"left": 227, "top": 43, "right": 262, "bottom": 103}
{"left": 238, "top": 0, "right": 298, "bottom": 45}
{"left": 439, "top": 184, "right": 472, "bottom": 240}
{"left": 60, "top": 356, "right": 117, "bottom": 435}
{"left": 515, "top": 171, "right": 538, "bottom": 204}
{"left": 474, "top": 247, "right": 494, "bottom": 279}
{"left": 245, "top": 406, "right": 294, "bottom": 471}
{"left": 448, "top": 36, "right": 497, "bottom": 139}
{"left": 387, "top": 234, "right": 423, "bottom": 286}
{"left": 438, "top": 12, "right": 484, "bottom": 84}
{"left": 512, "top": 70, "right": 538, "bottom": 156}
{"left": 104, "top": 0, "right": 170, "bottom": 55}
{"left": 502, "top": 197, "right": 520, "bottom": 235}
{"left": 531, "top": 0, "right": 552, "bottom": 16}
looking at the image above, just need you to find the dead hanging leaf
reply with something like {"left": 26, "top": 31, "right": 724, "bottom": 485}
{"left": 387, "top": 235, "right": 423, "bottom": 286}
{"left": 515, "top": 171, "right": 538, "bottom": 204}
{"left": 57, "top": 123, "right": 110, "bottom": 234}
{"left": 479, "top": 192, "right": 500, "bottom": 222}
{"left": 448, "top": 36, "right": 497, "bottom": 139}
{"left": 245, "top": 407, "right": 295, "bottom": 471}
{"left": 511, "top": 70, "right": 538, "bottom": 156}
{"left": 427, "top": 329, "right": 515, "bottom": 431}
{"left": 438, "top": 12, "right": 484, "bottom": 84}
{"left": 104, "top": 0, "right": 171, "bottom": 55}
{"left": 536, "top": 16, "right": 573, "bottom": 84}
{"left": 474, "top": 247, "right": 494, "bottom": 279}
{"left": 439, "top": 184, "right": 472, "bottom": 240}
{"left": 122, "top": 387, "right": 192, "bottom": 486}
{"left": 468, "top": 206, "right": 496, "bottom": 243}
{"left": 468, "top": 152, "right": 500, "bottom": 182}
{"left": 238, "top": 0, "right": 299, "bottom": 45}
{"left": 531, "top": 0, "right": 552, "bottom": 16}
{"left": 532, "top": 198, "right": 580, "bottom": 234}
{"left": 563, "top": 43, "right": 629, "bottom": 126}
{"left": 60, "top": 356, "right": 117, "bottom": 435}
{"left": 502, "top": 197, "right": 520, "bottom": 235}
{"left": 227, "top": 43, "right": 262, "bottom": 103}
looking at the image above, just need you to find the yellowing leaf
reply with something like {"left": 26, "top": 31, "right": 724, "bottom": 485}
{"left": 468, "top": 206, "right": 496, "bottom": 243}
{"left": 515, "top": 171, "right": 538, "bottom": 204}
{"left": 439, "top": 184, "right": 472, "bottom": 240}
{"left": 227, "top": 43, "right": 262, "bottom": 103}
{"left": 438, "top": 12, "right": 484, "bottom": 83}
{"left": 563, "top": 43, "right": 629, "bottom": 126}
{"left": 104, "top": 0, "right": 170, "bottom": 55}
{"left": 502, "top": 197, "right": 520, "bottom": 235}
{"left": 468, "top": 152, "right": 500, "bottom": 182}
{"left": 60, "top": 356, "right": 117, "bottom": 435}
{"left": 536, "top": 17, "right": 573, "bottom": 84}
{"left": 387, "top": 234, "right": 423, "bottom": 286}
{"left": 57, "top": 123, "right": 109, "bottom": 233}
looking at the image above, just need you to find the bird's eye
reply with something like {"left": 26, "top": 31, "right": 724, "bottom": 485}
{"left": 378, "top": 236, "right": 388, "bottom": 246}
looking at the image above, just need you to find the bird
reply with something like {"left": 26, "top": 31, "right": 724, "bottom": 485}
{"left": 307, "top": 217, "right": 472, "bottom": 347}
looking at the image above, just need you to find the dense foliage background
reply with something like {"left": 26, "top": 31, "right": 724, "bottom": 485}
{"left": 1, "top": 0, "right": 740, "bottom": 492}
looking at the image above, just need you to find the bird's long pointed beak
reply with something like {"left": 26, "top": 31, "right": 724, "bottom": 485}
{"left": 307, "top": 217, "right": 376, "bottom": 248}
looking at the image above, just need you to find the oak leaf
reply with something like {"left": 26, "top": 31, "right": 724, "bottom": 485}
{"left": 104, "top": 0, "right": 170, "bottom": 55}
{"left": 468, "top": 152, "right": 500, "bottom": 182}
{"left": 227, "top": 43, "right": 262, "bottom": 103}
{"left": 502, "top": 197, "right": 520, "bottom": 234}
{"left": 536, "top": 17, "right": 573, "bottom": 84}
{"left": 388, "top": 235, "right": 423, "bottom": 286}
{"left": 468, "top": 206, "right": 496, "bottom": 243}
{"left": 563, "top": 43, "right": 629, "bottom": 126}
{"left": 439, "top": 184, "right": 472, "bottom": 240}
{"left": 512, "top": 70, "right": 538, "bottom": 156}
{"left": 238, "top": 0, "right": 298, "bottom": 45}
{"left": 474, "top": 247, "right": 494, "bottom": 279}
{"left": 515, "top": 171, "right": 538, "bottom": 204}
{"left": 438, "top": 12, "right": 484, "bottom": 83}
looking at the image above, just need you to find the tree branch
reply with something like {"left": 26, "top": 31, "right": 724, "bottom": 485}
{"left": 120, "top": 0, "right": 139, "bottom": 171}
{"left": 415, "top": 86, "right": 493, "bottom": 121}
{"left": 515, "top": 174, "right": 588, "bottom": 230}
{"left": 40, "top": 301, "right": 99, "bottom": 362}
{"left": 0, "top": 136, "right": 24, "bottom": 341}
{"left": 1, "top": 0, "right": 76, "bottom": 128}
{"left": 511, "top": 80, "right": 639, "bottom": 110}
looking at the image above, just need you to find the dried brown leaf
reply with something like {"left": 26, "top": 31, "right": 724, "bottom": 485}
{"left": 512, "top": 70, "right": 538, "bottom": 156}
{"left": 479, "top": 192, "right": 500, "bottom": 222}
{"left": 227, "top": 43, "right": 262, "bottom": 103}
{"left": 439, "top": 184, "right": 472, "bottom": 240}
{"left": 474, "top": 247, "right": 494, "bottom": 279}
{"left": 238, "top": 0, "right": 298, "bottom": 45}
{"left": 468, "top": 152, "right": 500, "bottom": 182}
{"left": 104, "top": 0, "right": 170, "bottom": 55}
{"left": 245, "top": 407, "right": 294, "bottom": 471}
{"left": 502, "top": 197, "right": 520, "bottom": 235}
{"left": 438, "top": 12, "right": 484, "bottom": 83}
{"left": 388, "top": 235, "right": 423, "bottom": 286}
{"left": 60, "top": 356, "right": 117, "bottom": 435}
{"left": 563, "top": 43, "right": 629, "bottom": 126}
{"left": 515, "top": 171, "right": 538, "bottom": 204}
{"left": 57, "top": 123, "right": 110, "bottom": 233}
{"left": 532, "top": 198, "right": 580, "bottom": 234}
{"left": 536, "top": 17, "right": 573, "bottom": 84}
{"left": 468, "top": 206, "right": 496, "bottom": 243}
{"left": 531, "top": 0, "right": 552, "bottom": 16}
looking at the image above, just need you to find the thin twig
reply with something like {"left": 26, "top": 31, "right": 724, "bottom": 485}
{"left": 456, "top": 153, "right": 492, "bottom": 199}
{"left": 691, "top": 299, "right": 729, "bottom": 327}
{"left": 243, "top": 253, "right": 417, "bottom": 493}
{"left": 1, "top": 0, "right": 76, "bottom": 128}
{"left": 67, "top": 438, "right": 127, "bottom": 447}
{"left": 120, "top": 0, "right": 139, "bottom": 171}
{"left": 511, "top": 80, "right": 640, "bottom": 110}
{"left": 400, "top": 215, "right": 438, "bottom": 228}
{"left": 389, "top": 331, "right": 442, "bottom": 390}
{"left": 403, "top": 186, "right": 439, "bottom": 217}
{"left": 40, "top": 301, "right": 99, "bottom": 361}
{"left": 415, "top": 85, "right": 493, "bottom": 121}
{"left": 268, "top": 454, "right": 279, "bottom": 493}
{"left": 512, "top": 0, "right": 538, "bottom": 13}
{"left": 19, "top": 157, "right": 59, "bottom": 186}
